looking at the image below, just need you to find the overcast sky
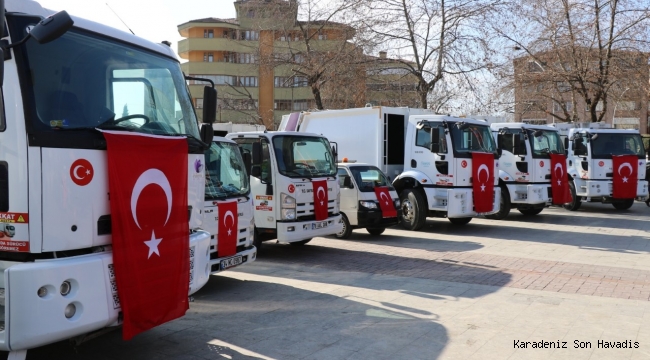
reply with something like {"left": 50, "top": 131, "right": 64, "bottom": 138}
{"left": 37, "top": 0, "right": 238, "bottom": 56}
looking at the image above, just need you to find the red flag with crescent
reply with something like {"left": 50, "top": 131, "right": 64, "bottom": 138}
{"left": 217, "top": 200, "right": 238, "bottom": 257}
{"left": 472, "top": 152, "right": 495, "bottom": 213}
{"left": 313, "top": 180, "right": 329, "bottom": 221}
{"left": 550, "top": 154, "right": 572, "bottom": 204}
{"left": 612, "top": 155, "right": 638, "bottom": 199}
{"left": 103, "top": 131, "right": 189, "bottom": 340}
{"left": 374, "top": 186, "right": 397, "bottom": 218}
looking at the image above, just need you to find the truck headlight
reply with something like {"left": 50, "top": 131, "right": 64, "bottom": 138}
{"left": 281, "top": 193, "right": 296, "bottom": 209}
{"left": 281, "top": 209, "right": 296, "bottom": 220}
{"left": 360, "top": 201, "right": 377, "bottom": 209}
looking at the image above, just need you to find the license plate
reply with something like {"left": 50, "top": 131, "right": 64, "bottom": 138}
{"left": 220, "top": 255, "right": 243, "bottom": 270}
{"left": 312, "top": 221, "right": 328, "bottom": 230}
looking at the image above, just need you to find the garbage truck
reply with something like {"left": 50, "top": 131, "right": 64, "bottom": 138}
{"left": 0, "top": 1, "right": 227, "bottom": 357}
{"left": 283, "top": 107, "right": 501, "bottom": 230}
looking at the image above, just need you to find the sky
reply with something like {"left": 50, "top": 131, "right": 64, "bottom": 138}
{"left": 36, "top": 0, "right": 238, "bottom": 56}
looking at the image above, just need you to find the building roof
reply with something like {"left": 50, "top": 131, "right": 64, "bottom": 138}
{"left": 178, "top": 17, "right": 239, "bottom": 27}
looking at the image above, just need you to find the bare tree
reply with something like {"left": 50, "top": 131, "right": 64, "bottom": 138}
{"left": 496, "top": 0, "right": 650, "bottom": 123}
{"left": 356, "top": 0, "right": 503, "bottom": 109}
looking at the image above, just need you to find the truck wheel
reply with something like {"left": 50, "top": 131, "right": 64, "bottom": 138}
{"left": 399, "top": 188, "right": 428, "bottom": 231}
{"left": 336, "top": 214, "right": 352, "bottom": 239}
{"left": 366, "top": 227, "right": 385, "bottom": 236}
{"left": 253, "top": 227, "right": 263, "bottom": 252}
{"left": 518, "top": 207, "right": 543, "bottom": 216}
{"left": 448, "top": 217, "right": 472, "bottom": 225}
{"left": 485, "top": 185, "right": 510, "bottom": 220}
{"left": 612, "top": 199, "right": 634, "bottom": 210}
{"left": 562, "top": 181, "right": 581, "bottom": 211}
{"left": 289, "top": 239, "right": 312, "bottom": 246}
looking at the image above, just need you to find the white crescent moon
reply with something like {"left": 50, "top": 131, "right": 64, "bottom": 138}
{"left": 73, "top": 165, "right": 85, "bottom": 180}
{"left": 478, "top": 164, "right": 490, "bottom": 183}
{"left": 224, "top": 210, "right": 234, "bottom": 227}
{"left": 131, "top": 169, "right": 172, "bottom": 230}
{"left": 317, "top": 186, "right": 326, "bottom": 200}
{"left": 379, "top": 192, "right": 389, "bottom": 202}
{"left": 618, "top": 162, "right": 633, "bottom": 176}
{"left": 554, "top": 163, "right": 563, "bottom": 178}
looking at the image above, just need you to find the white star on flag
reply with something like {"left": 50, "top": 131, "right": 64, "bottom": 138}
{"left": 320, "top": 201, "right": 324, "bottom": 205}
{"left": 557, "top": 180, "right": 562, "bottom": 186}
{"left": 623, "top": 177, "right": 628, "bottom": 183}
{"left": 144, "top": 230, "right": 162, "bottom": 259}
{"left": 480, "top": 184, "right": 486, "bottom": 192}
{"left": 227, "top": 228, "right": 232, "bottom": 236}
{"left": 385, "top": 201, "right": 389, "bottom": 205}
{"left": 86, "top": 169, "right": 91, "bottom": 175}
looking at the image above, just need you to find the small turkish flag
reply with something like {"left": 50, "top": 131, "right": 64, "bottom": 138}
{"left": 612, "top": 155, "right": 638, "bottom": 199}
{"left": 103, "top": 131, "right": 190, "bottom": 340}
{"left": 313, "top": 180, "right": 328, "bottom": 221}
{"left": 374, "top": 186, "right": 397, "bottom": 218}
{"left": 550, "top": 154, "right": 572, "bottom": 204}
{"left": 217, "top": 200, "right": 238, "bottom": 257}
{"left": 472, "top": 152, "right": 495, "bottom": 213}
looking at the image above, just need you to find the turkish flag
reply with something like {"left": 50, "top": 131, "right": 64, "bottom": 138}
{"left": 103, "top": 131, "right": 189, "bottom": 340}
{"left": 313, "top": 180, "right": 328, "bottom": 221}
{"left": 472, "top": 152, "right": 495, "bottom": 213}
{"left": 612, "top": 155, "right": 638, "bottom": 199}
{"left": 550, "top": 154, "right": 572, "bottom": 204}
{"left": 374, "top": 186, "right": 397, "bottom": 218}
{"left": 217, "top": 200, "right": 238, "bottom": 257}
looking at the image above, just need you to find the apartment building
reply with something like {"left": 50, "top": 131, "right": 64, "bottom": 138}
{"left": 513, "top": 49, "right": 649, "bottom": 133}
{"left": 178, "top": 0, "right": 419, "bottom": 128}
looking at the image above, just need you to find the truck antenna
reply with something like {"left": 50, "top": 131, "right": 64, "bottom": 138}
{"left": 106, "top": 3, "right": 135, "bottom": 35}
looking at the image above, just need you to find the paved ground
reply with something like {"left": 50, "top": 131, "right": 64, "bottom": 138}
{"left": 13, "top": 202, "right": 650, "bottom": 359}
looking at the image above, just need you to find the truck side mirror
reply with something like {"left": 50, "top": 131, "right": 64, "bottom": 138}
{"left": 202, "top": 86, "right": 217, "bottom": 124}
{"left": 251, "top": 165, "right": 261, "bottom": 178}
{"left": 429, "top": 127, "right": 440, "bottom": 153}
{"left": 29, "top": 11, "right": 74, "bottom": 44}
{"left": 343, "top": 175, "right": 353, "bottom": 189}
{"left": 200, "top": 123, "right": 213, "bottom": 144}
{"left": 252, "top": 142, "right": 262, "bottom": 165}
{"left": 514, "top": 134, "right": 527, "bottom": 155}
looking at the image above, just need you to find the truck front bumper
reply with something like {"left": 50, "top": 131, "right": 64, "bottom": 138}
{"left": 356, "top": 209, "right": 399, "bottom": 228}
{"left": 579, "top": 180, "right": 649, "bottom": 198}
{"left": 508, "top": 183, "right": 551, "bottom": 205}
{"left": 426, "top": 187, "right": 501, "bottom": 218}
{"left": 277, "top": 214, "right": 343, "bottom": 243}
{"left": 208, "top": 245, "right": 257, "bottom": 274}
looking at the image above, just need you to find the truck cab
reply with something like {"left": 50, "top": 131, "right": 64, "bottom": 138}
{"left": 336, "top": 162, "right": 399, "bottom": 238}
{"left": 227, "top": 131, "right": 343, "bottom": 247}
{"left": 487, "top": 123, "right": 564, "bottom": 219}
{"left": 564, "top": 127, "right": 648, "bottom": 210}
{"left": 203, "top": 137, "right": 256, "bottom": 273}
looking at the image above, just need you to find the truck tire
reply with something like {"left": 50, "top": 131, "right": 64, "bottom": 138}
{"left": 448, "top": 217, "right": 472, "bottom": 225}
{"left": 366, "top": 227, "right": 385, "bottom": 236}
{"left": 485, "top": 185, "right": 511, "bottom": 220}
{"left": 336, "top": 214, "right": 352, "bottom": 239}
{"left": 518, "top": 207, "right": 543, "bottom": 216}
{"left": 253, "top": 227, "right": 263, "bottom": 252}
{"left": 399, "top": 188, "right": 428, "bottom": 231}
{"left": 612, "top": 199, "right": 634, "bottom": 210}
{"left": 289, "top": 239, "right": 312, "bottom": 246}
{"left": 563, "top": 181, "right": 581, "bottom": 211}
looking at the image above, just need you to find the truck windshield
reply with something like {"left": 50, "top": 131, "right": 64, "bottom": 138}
{"left": 529, "top": 130, "right": 564, "bottom": 158}
{"left": 590, "top": 133, "right": 645, "bottom": 159}
{"left": 272, "top": 135, "right": 337, "bottom": 178}
{"left": 11, "top": 17, "right": 199, "bottom": 142}
{"left": 205, "top": 141, "right": 250, "bottom": 200}
{"left": 348, "top": 166, "right": 394, "bottom": 193}
{"left": 450, "top": 123, "right": 497, "bottom": 157}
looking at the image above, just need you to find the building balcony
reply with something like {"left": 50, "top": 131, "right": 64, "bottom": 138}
{"left": 178, "top": 38, "right": 259, "bottom": 57}
{"left": 181, "top": 62, "right": 258, "bottom": 76}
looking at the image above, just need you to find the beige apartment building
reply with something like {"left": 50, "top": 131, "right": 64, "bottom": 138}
{"left": 177, "top": 0, "right": 419, "bottom": 129}
{"left": 513, "top": 50, "right": 649, "bottom": 133}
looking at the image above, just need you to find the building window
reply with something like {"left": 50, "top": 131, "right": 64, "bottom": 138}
{"left": 240, "top": 30, "right": 259, "bottom": 41}
{"left": 292, "top": 100, "right": 314, "bottom": 111}
{"left": 318, "top": 30, "right": 327, "bottom": 40}
{"left": 274, "top": 76, "right": 308, "bottom": 88}
{"left": 553, "top": 101, "right": 573, "bottom": 113}
{"left": 274, "top": 100, "right": 292, "bottom": 110}
{"left": 203, "top": 52, "right": 214, "bottom": 62}
{"left": 195, "top": 98, "right": 204, "bottom": 109}
{"left": 246, "top": 10, "right": 255, "bottom": 18}
{"left": 237, "top": 76, "right": 258, "bottom": 87}
{"left": 204, "top": 29, "right": 213, "bottom": 38}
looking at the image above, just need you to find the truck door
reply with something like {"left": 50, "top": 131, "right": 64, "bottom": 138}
{"left": 337, "top": 167, "right": 358, "bottom": 225}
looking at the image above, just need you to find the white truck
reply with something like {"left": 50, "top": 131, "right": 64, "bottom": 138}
{"left": 0, "top": 1, "right": 227, "bottom": 357}
{"left": 226, "top": 131, "right": 343, "bottom": 247}
{"left": 486, "top": 123, "right": 564, "bottom": 219}
{"left": 284, "top": 107, "right": 501, "bottom": 230}
{"left": 336, "top": 161, "right": 400, "bottom": 238}
{"left": 202, "top": 136, "right": 257, "bottom": 273}
{"left": 562, "top": 126, "right": 648, "bottom": 210}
